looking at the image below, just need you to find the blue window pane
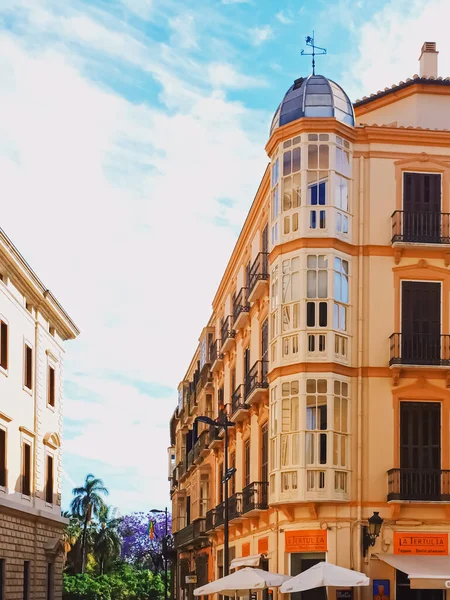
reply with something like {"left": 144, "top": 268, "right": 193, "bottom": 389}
{"left": 320, "top": 210, "right": 326, "bottom": 228}
{"left": 319, "top": 182, "right": 326, "bottom": 205}
{"left": 310, "top": 211, "right": 317, "bottom": 229}
{"left": 311, "top": 185, "right": 318, "bottom": 206}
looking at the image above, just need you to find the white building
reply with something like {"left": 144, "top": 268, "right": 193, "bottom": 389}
{"left": 0, "top": 227, "right": 79, "bottom": 600}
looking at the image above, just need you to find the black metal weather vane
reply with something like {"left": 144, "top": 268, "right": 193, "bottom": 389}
{"left": 301, "top": 32, "right": 327, "bottom": 75}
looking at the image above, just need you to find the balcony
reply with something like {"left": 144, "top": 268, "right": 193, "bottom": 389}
{"left": 178, "top": 460, "right": 186, "bottom": 480}
{"left": 232, "top": 287, "right": 250, "bottom": 330}
{"left": 391, "top": 211, "right": 450, "bottom": 245}
{"left": 387, "top": 468, "right": 450, "bottom": 502}
{"left": 389, "top": 333, "right": 450, "bottom": 367}
{"left": 221, "top": 316, "right": 236, "bottom": 353}
{"left": 173, "top": 518, "right": 207, "bottom": 549}
{"left": 245, "top": 360, "right": 269, "bottom": 405}
{"left": 248, "top": 252, "right": 269, "bottom": 302}
{"left": 242, "top": 481, "right": 269, "bottom": 515}
{"left": 230, "top": 384, "right": 249, "bottom": 423}
{"left": 228, "top": 492, "right": 243, "bottom": 521}
{"left": 208, "top": 423, "right": 222, "bottom": 450}
{"left": 210, "top": 339, "right": 223, "bottom": 373}
{"left": 205, "top": 508, "right": 216, "bottom": 532}
{"left": 187, "top": 448, "right": 195, "bottom": 472}
{"left": 214, "top": 502, "right": 225, "bottom": 528}
{"left": 193, "top": 431, "right": 209, "bottom": 464}
{"left": 196, "top": 367, "right": 213, "bottom": 398}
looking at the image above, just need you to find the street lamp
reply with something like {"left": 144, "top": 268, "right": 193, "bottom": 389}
{"left": 151, "top": 507, "right": 169, "bottom": 600}
{"left": 196, "top": 413, "right": 236, "bottom": 576}
{"left": 362, "top": 511, "right": 383, "bottom": 557}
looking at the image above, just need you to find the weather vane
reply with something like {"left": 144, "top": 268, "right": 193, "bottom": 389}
{"left": 301, "top": 32, "right": 327, "bottom": 76}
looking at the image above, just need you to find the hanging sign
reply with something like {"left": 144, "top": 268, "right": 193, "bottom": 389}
{"left": 285, "top": 529, "right": 328, "bottom": 553}
{"left": 337, "top": 590, "right": 353, "bottom": 600}
{"left": 394, "top": 532, "right": 448, "bottom": 555}
{"left": 185, "top": 576, "right": 197, "bottom": 584}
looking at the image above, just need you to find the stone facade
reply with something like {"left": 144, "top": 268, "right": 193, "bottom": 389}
{"left": 0, "top": 226, "right": 79, "bottom": 600}
{"left": 0, "top": 510, "right": 65, "bottom": 600}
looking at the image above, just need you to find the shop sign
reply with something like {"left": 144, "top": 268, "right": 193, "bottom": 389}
{"left": 394, "top": 532, "right": 448, "bottom": 555}
{"left": 258, "top": 537, "right": 269, "bottom": 554}
{"left": 336, "top": 590, "right": 353, "bottom": 600}
{"left": 185, "top": 576, "right": 197, "bottom": 584}
{"left": 285, "top": 529, "right": 328, "bottom": 553}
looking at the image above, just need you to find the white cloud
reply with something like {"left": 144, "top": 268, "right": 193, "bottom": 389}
{"left": 208, "top": 63, "right": 266, "bottom": 89}
{"left": 275, "top": 10, "right": 294, "bottom": 25}
{"left": 0, "top": 2, "right": 268, "bottom": 512}
{"left": 119, "top": 0, "right": 153, "bottom": 20}
{"left": 249, "top": 25, "right": 273, "bottom": 46}
{"left": 169, "top": 13, "right": 198, "bottom": 49}
{"left": 344, "top": 0, "right": 450, "bottom": 100}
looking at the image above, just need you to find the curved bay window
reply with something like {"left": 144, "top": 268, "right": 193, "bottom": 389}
{"left": 269, "top": 376, "right": 350, "bottom": 503}
{"left": 269, "top": 133, "right": 352, "bottom": 247}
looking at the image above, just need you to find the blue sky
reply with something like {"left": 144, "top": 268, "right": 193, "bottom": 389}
{"left": 1, "top": 0, "right": 450, "bottom": 514}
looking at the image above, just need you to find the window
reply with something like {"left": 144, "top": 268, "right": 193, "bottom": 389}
{"left": 333, "top": 381, "right": 349, "bottom": 469}
{"left": 22, "top": 443, "right": 31, "bottom": 496}
{"left": 0, "top": 559, "right": 4, "bottom": 600}
{"left": 48, "top": 366, "right": 55, "bottom": 407}
{"left": 335, "top": 175, "right": 349, "bottom": 234}
{"left": 46, "top": 455, "right": 53, "bottom": 504}
{"left": 336, "top": 137, "right": 351, "bottom": 177}
{"left": 307, "top": 255, "right": 328, "bottom": 330}
{"left": 280, "top": 381, "right": 300, "bottom": 467}
{"left": 261, "top": 424, "right": 268, "bottom": 483}
{"left": 307, "top": 255, "right": 328, "bottom": 298}
{"left": 46, "top": 563, "right": 53, "bottom": 600}
{"left": 23, "top": 561, "right": 30, "bottom": 600}
{"left": 306, "top": 379, "right": 328, "bottom": 466}
{"left": 244, "top": 440, "right": 250, "bottom": 487}
{"left": 333, "top": 258, "right": 349, "bottom": 331}
{"left": 0, "top": 429, "right": 5, "bottom": 487}
{"left": 199, "top": 474, "right": 209, "bottom": 517}
{"left": 230, "top": 453, "right": 236, "bottom": 495}
{"left": 282, "top": 138, "right": 301, "bottom": 235}
{"left": 24, "top": 345, "right": 32, "bottom": 390}
{"left": 0, "top": 322, "right": 7, "bottom": 371}
{"left": 218, "top": 462, "right": 223, "bottom": 503}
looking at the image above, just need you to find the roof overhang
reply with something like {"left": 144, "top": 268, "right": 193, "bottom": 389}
{"left": 376, "top": 554, "right": 450, "bottom": 589}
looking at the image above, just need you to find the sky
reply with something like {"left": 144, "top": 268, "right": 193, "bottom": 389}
{"left": 2, "top": 0, "right": 450, "bottom": 514}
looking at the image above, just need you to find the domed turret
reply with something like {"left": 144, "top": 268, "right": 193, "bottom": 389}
{"left": 270, "top": 74, "right": 355, "bottom": 135}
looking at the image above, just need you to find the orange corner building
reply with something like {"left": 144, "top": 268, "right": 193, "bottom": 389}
{"left": 168, "top": 42, "right": 450, "bottom": 600}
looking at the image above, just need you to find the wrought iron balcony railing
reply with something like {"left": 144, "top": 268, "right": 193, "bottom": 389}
{"left": 205, "top": 508, "right": 216, "bottom": 532}
{"left": 214, "top": 502, "right": 225, "bottom": 528}
{"left": 177, "top": 460, "right": 186, "bottom": 479}
{"left": 228, "top": 492, "right": 243, "bottom": 521}
{"left": 242, "top": 481, "right": 269, "bottom": 513}
{"left": 387, "top": 468, "right": 450, "bottom": 502}
{"left": 221, "top": 316, "right": 236, "bottom": 350}
{"left": 389, "top": 333, "right": 450, "bottom": 366}
{"left": 245, "top": 360, "right": 269, "bottom": 399}
{"left": 231, "top": 384, "right": 247, "bottom": 417}
{"left": 173, "top": 518, "right": 207, "bottom": 548}
{"left": 232, "top": 287, "right": 250, "bottom": 325}
{"left": 391, "top": 210, "right": 450, "bottom": 244}
{"left": 248, "top": 252, "right": 269, "bottom": 299}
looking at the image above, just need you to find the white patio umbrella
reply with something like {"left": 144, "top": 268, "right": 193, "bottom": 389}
{"left": 194, "top": 567, "right": 291, "bottom": 597}
{"left": 280, "top": 562, "right": 369, "bottom": 593}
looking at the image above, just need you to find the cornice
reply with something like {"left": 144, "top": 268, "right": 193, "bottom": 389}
{"left": 265, "top": 117, "right": 357, "bottom": 157}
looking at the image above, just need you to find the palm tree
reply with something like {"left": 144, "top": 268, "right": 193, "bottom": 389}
{"left": 71, "top": 474, "right": 109, "bottom": 573}
{"left": 93, "top": 505, "right": 122, "bottom": 575}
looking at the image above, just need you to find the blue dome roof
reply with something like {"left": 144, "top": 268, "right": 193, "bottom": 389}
{"left": 270, "top": 74, "right": 355, "bottom": 135}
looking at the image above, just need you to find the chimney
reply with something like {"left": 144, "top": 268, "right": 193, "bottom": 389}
{"left": 419, "top": 41, "right": 438, "bottom": 78}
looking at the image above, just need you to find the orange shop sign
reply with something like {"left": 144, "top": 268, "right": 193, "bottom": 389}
{"left": 394, "top": 532, "right": 448, "bottom": 555}
{"left": 285, "top": 530, "right": 328, "bottom": 553}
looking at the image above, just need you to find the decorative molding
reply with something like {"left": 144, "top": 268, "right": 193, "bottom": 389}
{"left": 45, "top": 349, "right": 58, "bottom": 363}
{"left": 308, "top": 502, "right": 318, "bottom": 519}
{"left": 0, "top": 411, "right": 12, "bottom": 423}
{"left": 394, "top": 248, "right": 402, "bottom": 265}
{"left": 19, "top": 426, "right": 35, "bottom": 438}
{"left": 392, "top": 369, "right": 401, "bottom": 387}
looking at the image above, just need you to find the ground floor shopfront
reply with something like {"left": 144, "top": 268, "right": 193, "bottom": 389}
{"left": 173, "top": 518, "right": 450, "bottom": 600}
{"left": 0, "top": 503, "right": 66, "bottom": 600}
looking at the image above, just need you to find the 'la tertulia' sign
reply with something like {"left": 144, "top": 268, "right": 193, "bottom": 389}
{"left": 394, "top": 532, "right": 448, "bottom": 555}
{"left": 285, "top": 530, "right": 328, "bottom": 553}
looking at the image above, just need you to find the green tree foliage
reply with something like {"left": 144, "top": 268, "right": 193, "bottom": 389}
{"left": 71, "top": 474, "right": 109, "bottom": 574}
{"left": 64, "top": 564, "right": 165, "bottom": 600}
